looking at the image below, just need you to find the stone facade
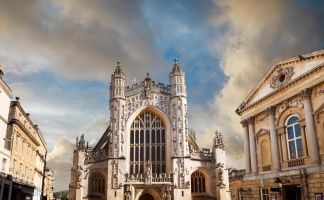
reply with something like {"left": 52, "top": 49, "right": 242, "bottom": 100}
{"left": 6, "top": 98, "right": 48, "bottom": 200}
{"left": 69, "top": 61, "right": 231, "bottom": 200}
{"left": 0, "top": 65, "right": 13, "bottom": 200}
{"left": 44, "top": 168, "right": 54, "bottom": 200}
{"left": 231, "top": 50, "right": 324, "bottom": 200}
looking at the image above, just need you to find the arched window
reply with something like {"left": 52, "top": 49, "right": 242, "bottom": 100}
{"left": 130, "top": 110, "right": 166, "bottom": 175}
{"left": 191, "top": 171, "right": 206, "bottom": 193}
{"left": 89, "top": 173, "right": 105, "bottom": 194}
{"left": 286, "top": 116, "right": 303, "bottom": 160}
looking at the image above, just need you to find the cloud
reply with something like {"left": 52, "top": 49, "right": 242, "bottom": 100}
{"left": 47, "top": 137, "right": 75, "bottom": 191}
{"left": 189, "top": 0, "right": 324, "bottom": 167}
{"left": 0, "top": 0, "right": 166, "bottom": 80}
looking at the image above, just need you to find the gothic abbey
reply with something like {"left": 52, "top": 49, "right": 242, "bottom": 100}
{"left": 69, "top": 61, "right": 231, "bottom": 200}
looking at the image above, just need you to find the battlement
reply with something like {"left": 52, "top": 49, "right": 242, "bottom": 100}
{"left": 125, "top": 81, "right": 170, "bottom": 96}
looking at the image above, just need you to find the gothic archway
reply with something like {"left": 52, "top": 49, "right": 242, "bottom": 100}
{"left": 191, "top": 170, "right": 206, "bottom": 194}
{"left": 129, "top": 109, "right": 166, "bottom": 175}
{"left": 139, "top": 193, "right": 154, "bottom": 200}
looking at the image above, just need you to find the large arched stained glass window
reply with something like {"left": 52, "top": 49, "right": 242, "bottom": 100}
{"left": 286, "top": 116, "right": 303, "bottom": 160}
{"left": 191, "top": 171, "right": 206, "bottom": 193}
{"left": 89, "top": 173, "right": 105, "bottom": 194}
{"left": 130, "top": 110, "right": 166, "bottom": 175}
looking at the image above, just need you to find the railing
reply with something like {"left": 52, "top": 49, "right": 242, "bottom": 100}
{"left": 85, "top": 149, "right": 109, "bottom": 162}
{"left": 125, "top": 81, "right": 171, "bottom": 95}
{"left": 125, "top": 173, "right": 173, "bottom": 183}
{"left": 228, "top": 169, "right": 245, "bottom": 180}
{"left": 262, "top": 164, "right": 271, "bottom": 171}
{"left": 288, "top": 158, "right": 304, "bottom": 167}
{"left": 190, "top": 151, "right": 214, "bottom": 161}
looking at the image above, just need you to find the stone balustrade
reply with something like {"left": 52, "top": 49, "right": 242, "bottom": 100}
{"left": 287, "top": 158, "right": 305, "bottom": 167}
{"left": 124, "top": 173, "right": 173, "bottom": 183}
{"left": 190, "top": 150, "right": 214, "bottom": 161}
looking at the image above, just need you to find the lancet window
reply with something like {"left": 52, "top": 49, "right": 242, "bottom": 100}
{"left": 129, "top": 110, "right": 166, "bottom": 175}
{"left": 89, "top": 173, "right": 105, "bottom": 194}
{"left": 191, "top": 171, "right": 206, "bottom": 193}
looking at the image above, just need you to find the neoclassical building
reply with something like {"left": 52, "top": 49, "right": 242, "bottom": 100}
{"left": 69, "top": 61, "right": 231, "bottom": 200}
{"left": 231, "top": 50, "right": 324, "bottom": 199}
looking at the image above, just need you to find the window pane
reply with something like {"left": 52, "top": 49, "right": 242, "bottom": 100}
{"left": 146, "top": 130, "right": 150, "bottom": 143}
{"left": 146, "top": 147, "right": 150, "bottom": 161}
{"left": 130, "top": 130, "right": 134, "bottom": 143}
{"left": 135, "top": 147, "right": 139, "bottom": 160}
{"left": 162, "top": 131, "right": 165, "bottom": 143}
{"left": 151, "top": 130, "right": 155, "bottom": 143}
{"left": 289, "top": 141, "right": 296, "bottom": 159}
{"left": 152, "top": 147, "right": 155, "bottom": 161}
{"left": 140, "top": 130, "right": 144, "bottom": 144}
{"left": 130, "top": 147, "right": 134, "bottom": 161}
{"left": 287, "top": 116, "right": 298, "bottom": 125}
{"left": 140, "top": 147, "right": 144, "bottom": 161}
{"left": 287, "top": 127, "right": 294, "bottom": 139}
{"left": 296, "top": 138, "right": 303, "bottom": 158}
{"left": 135, "top": 130, "right": 139, "bottom": 143}
{"left": 294, "top": 124, "right": 301, "bottom": 137}
{"left": 157, "top": 130, "right": 160, "bottom": 143}
{"left": 157, "top": 147, "right": 160, "bottom": 160}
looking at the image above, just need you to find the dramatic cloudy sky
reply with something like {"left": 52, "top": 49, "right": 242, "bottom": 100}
{"left": 1, "top": 0, "right": 323, "bottom": 191}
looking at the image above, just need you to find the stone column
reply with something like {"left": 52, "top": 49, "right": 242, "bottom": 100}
{"left": 268, "top": 107, "right": 280, "bottom": 171}
{"left": 241, "top": 121, "right": 251, "bottom": 174}
{"left": 248, "top": 118, "right": 257, "bottom": 174}
{"left": 301, "top": 88, "right": 320, "bottom": 165}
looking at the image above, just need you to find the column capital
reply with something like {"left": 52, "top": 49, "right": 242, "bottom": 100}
{"left": 267, "top": 106, "right": 276, "bottom": 116}
{"left": 240, "top": 120, "right": 248, "bottom": 127}
{"left": 247, "top": 117, "right": 255, "bottom": 124}
{"left": 300, "top": 88, "right": 312, "bottom": 99}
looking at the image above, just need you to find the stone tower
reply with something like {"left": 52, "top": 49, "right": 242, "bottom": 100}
{"left": 69, "top": 135, "right": 87, "bottom": 200}
{"left": 169, "top": 59, "right": 191, "bottom": 198}
{"left": 107, "top": 61, "right": 127, "bottom": 199}
{"left": 213, "top": 131, "right": 231, "bottom": 200}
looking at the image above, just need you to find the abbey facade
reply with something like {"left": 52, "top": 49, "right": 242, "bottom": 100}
{"left": 69, "top": 61, "right": 231, "bottom": 200}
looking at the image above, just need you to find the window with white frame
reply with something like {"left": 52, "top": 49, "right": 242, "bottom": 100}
{"left": 260, "top": 188, "right": 269, "bottom": 200}
{"left": 286, "top": 116, "right": 303, "bottom": 160}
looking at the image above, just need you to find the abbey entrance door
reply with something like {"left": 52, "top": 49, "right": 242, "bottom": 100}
{"left": 139, "top": 193, "right": 154, "bottom": 200}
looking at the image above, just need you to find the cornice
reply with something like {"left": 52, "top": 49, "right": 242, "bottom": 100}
{"left": 10, "top": 101, "right": 47, "bottom": 148}
{"left": 238, "top": 62, "right": 324, "bottom": 116}
{"left": 0, "top": 78, "right": 13, "bottom": 98}
{"left": 9, "top": 119, "right": 40, "bottom": 146}
{"left": 11, "top": 101, "right": 39, "bottom": 131}
{"left": 0, "top": 115, "right": 8, "bottom": 124}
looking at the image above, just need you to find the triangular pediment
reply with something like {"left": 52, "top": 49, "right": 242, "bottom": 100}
{"left": 237, "top": 50, "right": 324, "bottom": 114}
